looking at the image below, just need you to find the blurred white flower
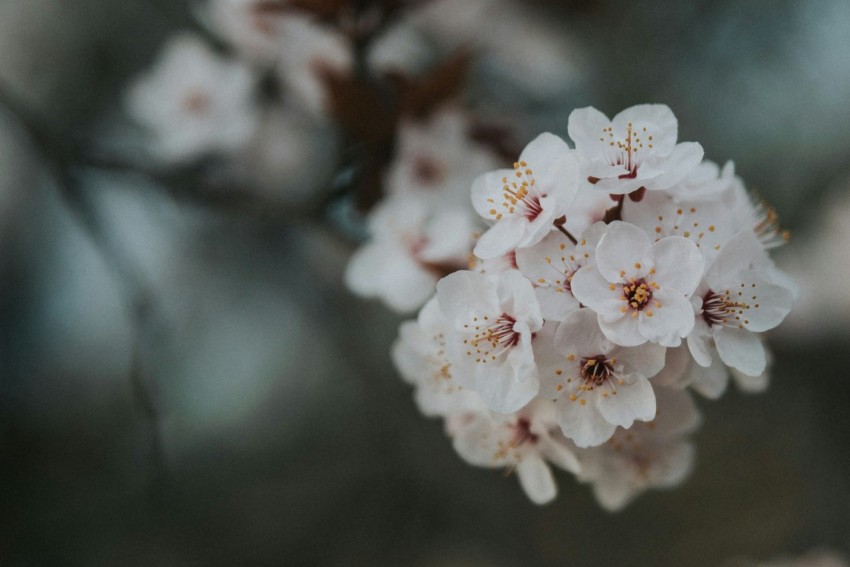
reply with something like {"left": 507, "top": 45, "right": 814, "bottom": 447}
{"left": 451, "top": 399, "right": 580, "bottom": 505}
{"left": 345, "top": 193, "right": 476, "bottom": 313}
{"left": 393, "top": 297, "right": 488, "bottom": 417}
{"left": 574, "top": 386, "right": 700, "bottom": 511}
{"left": 125, "top": 32, "right": 259, "bottom": 163}
{"left": 387, "top": 107, "right": 501, "bottom": 206}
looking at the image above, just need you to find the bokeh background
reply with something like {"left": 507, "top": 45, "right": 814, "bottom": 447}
{"left": 2, "top": 0, "right": 850, "bottom": 565}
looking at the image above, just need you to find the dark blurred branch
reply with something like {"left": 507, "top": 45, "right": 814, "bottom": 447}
{"left": 0, "top": 83, "right": 167, "bottom": 494}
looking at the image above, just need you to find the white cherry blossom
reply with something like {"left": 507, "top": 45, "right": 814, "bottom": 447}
{"left": 345, "top": 193, "right": 476, "bottom": 313}
{"left": 471, "top": 133, "right": 580, "bottom": 259}
{"left": 571, "top": 222, "right": 704, "bottom": 348}
{"left": 536, "top": 309, "right": 665, "bottom": 447}
{"left": 622, "top": 190, "right": 738, "bottom": 262}
{"left": 451, "top": 399, "right": 580, "bottom": 505}
{"left": 385, "top": 107, "right": 501, "bottom": 206}
{"left": 392, "top": 298, "right": 487, "bottom": 417}
{"left": 437, "top": 269, "right": 543, "bottom": 413}
{"left": 688, "top": 230, "right": 795, "bottom": 376}
{"left": 574, "top": 386, "right": 701, "bottom": 511}
{"left": 125, "top": 32, "right": 258, "bottom": 163}
{"left": 568, "top": 104, "right": 703, "bottom": 195}
{"left": 515, "top": 222, "right": 606, "bottom": 321}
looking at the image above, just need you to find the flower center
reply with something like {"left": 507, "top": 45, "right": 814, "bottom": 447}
{"left": 701, "top": 289, "right": 749, "bottom": 328}
{"left": 623, "top": 278, "right": 653, "bottom": 311}
{"left": 490, "top": 160, "right": 545, "bottom": 221}
{"left": 598, "top": 122, "right": 655, "bottom": 178}
{"left": 465, "top": 313, "right": 521, "bottom": 364}
{"left": 580, "top": 355, "right": 615, "bottom": 386}
{"left": 412, "top": 156, "right": 444, "bottom": 186}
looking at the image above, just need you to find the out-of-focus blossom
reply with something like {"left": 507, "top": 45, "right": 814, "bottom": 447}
{"left": 125, "top": 32, "right": 259, "bottom": 163}
{"left": 573, "top": 386, "right": 700, "bottom": 511}
{"left": 345, "top": 192, "right": 476, "bottom": 313}
{"left": 387, "top": 107, "right": 501, "bottom": 206}
{"left": 451, "top": 399, "right": 580, "bottom": 505}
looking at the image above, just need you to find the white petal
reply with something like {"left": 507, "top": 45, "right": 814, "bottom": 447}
{"left": 436, "top": 270, "right": 499, "bottom": 326}
{"left": 595, "top": 222, "right": 653, "bottom": 283}
{"left": 554, "top": 308, "right": 610, "bottom": 357}
{"left": 688, "top": 351, "right": 730, "bottom": 399}
{"left": 613, "top": 342, "right": 667, "bottom": 378}
{"left": 686, "top": 323, "right": 714, "bottom": 367}
{"left": 520, "top": 132, "right": 571, "bottom": 165}
{"left": 705, "top": 230, "right": 761, "bottom": 288}
{"left": 651, "top": 142, "right": 704, "bottom": 189}
{"left": 345, "top": 242, "right": 436, "bottom": 312}
{"left": 597, "top": 377, "right": 656, "bottom": 427}
{"left": 541, "top": 438, "right": 581, "bottom": 474}
{"left": 570, "top": 266, "right": 624, "bottom": 321}
{"left": 473, "top": 217, "right": 527, "bottom": 259}
{"left": 651, "top": 236, "right": 704, "bottom": 296}
{"left": 636, "top": 289, "right": 695, "bottom": 347}
{"left": 475, "top": 346, "right": 539, "bottom": 414}
{"left": 612, "top": 104, "right": 678, "bottom": 155}
{"left": 714, "top": 327, "right": 766, "bottom": 376}
{"left": 556, "top": 399, "right": 617, "bottom": 448}
{"left": 599, "top": 313, "right": 646, "bottom": 347}
{"left": 567, "top": 106, "right": 611, "bottom": 152}
{"left": 516, "top": 456, "right": 557, "bottom": 505}
{"left": 471, "top": 168, "right": 513, "bottom": 219}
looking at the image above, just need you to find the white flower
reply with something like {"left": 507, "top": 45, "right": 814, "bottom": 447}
{"left": 386, "top": 107, "right": 500, "bottom": 206}
{"left": 393, "top": 298, "right": 488, "bottom": 417}
{"left": 665, "top": 160, "right": 738, "bottom": 202}
{"left": 571, "top": 221, "right": 704, "bottom": 347}
{"left": 125, "top": 32, "right": 258, "bottom": 163}
{"left": 574, "top": 386, "right": 701, "bottom": 511}
{"left": 622, "top": 190, "right": 738, "bottom": 262}
{"left": 568, "top": 104, "right": 704, "bottom": 195}
{"left": 272, "top": 15, "right": 352, "bottom": 117}
{"left": 687, "top": 230, "right": 795, "bottom": 376}
{"left": 471, "top": 133, "right": 580, "bottom": 259}
{"left": 437, "top": 270, "right": 543, "bottom": 413}
{"left": 536, "top": 309, "right": 665, "bottom": 447}
{"left": 451, "top": 399, "right": 580, "bottom": 505}
{"left": 515, "top": 222, "right": 606, "bottom": 321}
{"left": 345, "top": 193, "right": 476, "bottom": 313}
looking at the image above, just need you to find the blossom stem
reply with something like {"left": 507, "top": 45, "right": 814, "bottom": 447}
{"left": 553, "top": 216, "right": 578, "bottom": 245}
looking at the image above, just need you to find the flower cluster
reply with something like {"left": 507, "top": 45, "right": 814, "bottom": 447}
{"left": 390, "top": 104, "right": 796, "bottom": 509}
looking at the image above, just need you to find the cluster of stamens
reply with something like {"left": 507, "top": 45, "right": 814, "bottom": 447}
{"left": 487, "top": 160, "right": 544, "bottom": 221}
{"left": 619, "top": 276, "right": 659, "bottom": 317}
{"left": 701, "top": 288, "right": 753, "bottom": 329}
{"left": 580, "top": 355, "right": 615, "bottom": 387}
{"left": 599, "top": 122, "right": 654, "bottom": 178}
{"left": 464, "top": 313, "right": 520, "bottom": 364}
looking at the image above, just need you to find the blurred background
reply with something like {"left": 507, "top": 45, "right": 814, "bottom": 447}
{"left": 1, "top": 0, "right": 850, "bottom": 565}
